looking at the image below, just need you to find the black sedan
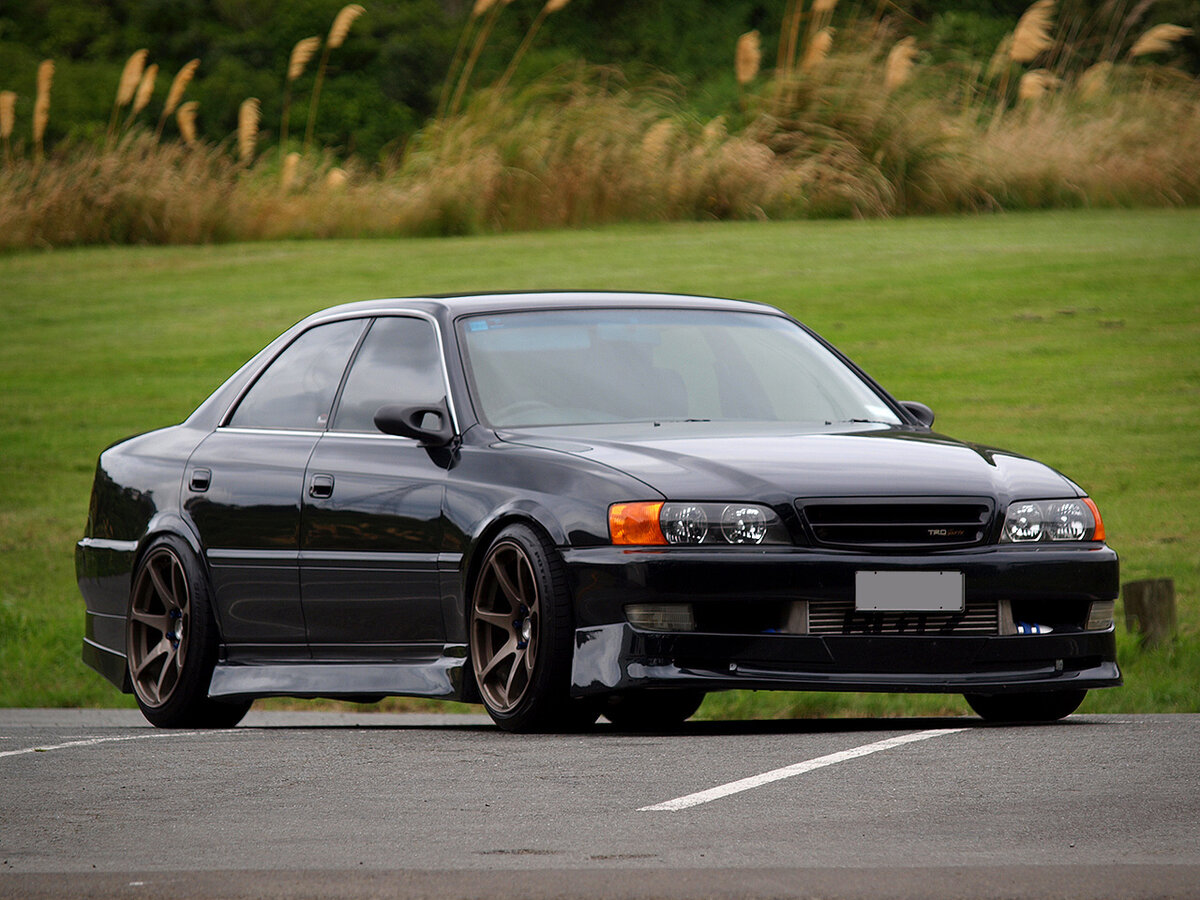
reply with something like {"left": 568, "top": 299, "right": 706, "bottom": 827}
{"left": 77, "top": 292, "right": 1120, "bottom": 731}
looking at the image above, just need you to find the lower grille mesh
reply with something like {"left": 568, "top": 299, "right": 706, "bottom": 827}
{"left": 807, "top": 597, "right": 999, "bottom": 635}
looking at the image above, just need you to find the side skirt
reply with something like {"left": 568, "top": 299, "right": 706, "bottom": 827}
{"left": 207, "top": 647, "right": 468, "bottom": 701}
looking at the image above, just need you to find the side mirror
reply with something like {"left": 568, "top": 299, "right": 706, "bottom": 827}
{"left": 374, "top": 400, "right": 454, "bottom": 446}
{"left": 900, "top": 401, "right": 935, "bottom": 428}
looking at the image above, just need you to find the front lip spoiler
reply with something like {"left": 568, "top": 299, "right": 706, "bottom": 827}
{"left": 570, "top": 623, "right": 1121, "bottom": 696}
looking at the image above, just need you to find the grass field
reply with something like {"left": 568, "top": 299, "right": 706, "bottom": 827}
{"left": 1, "top": 208, "right": 1197, "bottom": 718}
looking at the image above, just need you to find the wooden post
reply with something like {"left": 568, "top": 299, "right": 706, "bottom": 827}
{"left": 1122, "top": 578, "right": 1176, "bottom": 648}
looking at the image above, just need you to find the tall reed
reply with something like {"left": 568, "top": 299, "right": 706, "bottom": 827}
{"left": 176, "top": 101, "right": 199, "bottom": 146}
{"left": 884, "top": 37, "right": 917, "bottom": 93}
{"left": 449, "top": 0, "right": 513, "bottom": 115}
{"left": 238, "top": 98, "right": 261, "bottom": 164}
{"left": 33, "top": 60, "right": 53, "bottom": 165}
{"left": 282, "top": 37, "right": 319, "bottom": 156}
{"left": 1128, "top": 24, "right": 1193, "bottom": 59}
{"left": 109, "top": 49, "right": 147, "bottom": 143}
{"left": 124, "top": 63, "right": 158, "bottom": 132}
{"left": 304, "top": 4, "right": 365, "bottom": 152}
{"left": 736, "top": 30, "right": 763, "bottom": 87}
{"left": 496, "top": 0, "right": 571, "bottom": 94}
{"left": 0, "top": 91, "right": 15, "bottom": 165}
{"left": 156, "top": 59, "right": 199, "bottom": 141}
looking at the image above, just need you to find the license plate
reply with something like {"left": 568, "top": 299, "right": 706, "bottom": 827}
{"left": 855, "top": 570, "right": 964, "bottom": 613}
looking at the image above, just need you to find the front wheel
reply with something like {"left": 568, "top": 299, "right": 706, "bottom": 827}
{"left": 127, "top": 536, "right": 250, "bottom": 728}
{"left": 963, "top": 689, "right": 1087, "bottom": 723}
{"left": 469, "top": 524, "right": 590, "bottom": 733}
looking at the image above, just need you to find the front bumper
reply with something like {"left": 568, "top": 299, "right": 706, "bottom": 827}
{"left": 562, "top": 543, "right": 1121, "bottom": 696}
{"left": 571, "top": 622, "right": 1119, "bottom": 695}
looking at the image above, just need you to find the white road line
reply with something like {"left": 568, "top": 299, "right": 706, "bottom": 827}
{"left": 0, "top": 730, "right": 203, "bottom": 759}
{"left": 639, "top": 727, "right": 966, "bottom": 811}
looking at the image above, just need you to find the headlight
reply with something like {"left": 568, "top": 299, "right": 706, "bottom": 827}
{"left": 1000, "top": 497, "right": 1104, "bottom": 543}
{"left": 609, "top": 501, "right": 790, "bottom": 546}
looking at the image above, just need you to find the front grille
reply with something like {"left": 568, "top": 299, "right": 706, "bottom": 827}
{"left": 798, "top": 498, "right": 993, "bottom": 551}
{"left": 807, "top": 597, "right": 999, "bottom": 635}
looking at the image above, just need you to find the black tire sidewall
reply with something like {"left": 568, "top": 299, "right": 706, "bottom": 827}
{"left": 471, "top": 523, "right": 576, "bottom": 732}
{"left": 963, "top": 689, "right": 1087, "bottom": 723}
{"left": 128, "top": 534, "right": 244, "bottom": 728}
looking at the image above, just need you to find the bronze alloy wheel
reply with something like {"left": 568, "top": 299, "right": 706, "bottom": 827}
{"left": 470, "top": 539, "right": 541, "bottom": 715}
{"left": 128, "top": 545, "right": 191, "bottom": 709}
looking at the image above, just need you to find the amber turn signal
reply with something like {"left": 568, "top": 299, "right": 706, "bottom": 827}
{"left": 1082, "top": 497, "right": 1105, "bottom": 542}
{"left": 609, "top": 501, "right": 667, "bottom": 545}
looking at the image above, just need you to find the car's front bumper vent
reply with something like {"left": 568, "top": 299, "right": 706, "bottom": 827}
{"left": 797, "top": 498, "right": 993, "bottom": 551}
{"left": 808, "top": 597, "right": 1000, "bottom": 635}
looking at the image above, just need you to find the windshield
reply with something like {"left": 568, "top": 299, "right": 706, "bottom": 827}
{"left": 458, "top": 308, "right": 902, "bottom": 429}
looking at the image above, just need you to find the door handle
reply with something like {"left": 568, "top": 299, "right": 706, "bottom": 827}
{"left": 189, "top": 468, "right": 212, "bottom": 492}
{"left": 308, "top": 474, "right": 335, "bottom": 499}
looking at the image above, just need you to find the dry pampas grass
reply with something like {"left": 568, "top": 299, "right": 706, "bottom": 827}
{"left": 176, "top": 101, "right": 198, "bottom": 145}
{"left": 1129, "top": 24, "right": 1193, "bottom": 58}
{"left": 885, "top": 37, "right": 918, "bottom": 93}
{"left": 1, "top": 89, "right": 15, "bottom": 166}
{"left": 1078, "top": 62, "right": 1112, "bottom": 100}
{"left": 802, "top": 28, "right": 834, "bottom": 73}
{"left": 163, "top": 59, "right": 200, "bottom": 117}
{"left": 238, "top": 98, "right": 260, "bottom": 164}
{"left": 281, "top": 151, "right": 300, "bottom": 191}
{"left": 289, "top": 37, "right": 321, "bottom": 81}
{"left": 306, "top": 4, "right": 366, "bottom": 150}
{"left": 109, "top": 49, "right": 147, "bottom": 140}
{"left": 116, "top": 50, "right": 149, "bottom": 108}
{"left": 736, "top": 30, "right": 762, "bottom": 86}
{"left": 1018, "top": 69, "right": 1060, "bottom": 101}
{"left": 1011, "top": 1, "right": 1056, "bottom": 64}
{"left": 282, "top": 37, "right": 319, "bottom": 154}
{"left": 131, "top": 64, "right": 158, "bottom": 117}
{"left": 34, "top": 59, "right": 53, "bottom": 162}
{"left": 1, "top": 91, "right": 15, "bottom": 140}
{"left": 328, "top": 4, "right": 365, "bottom": 49}
{"left": 156, "top": 59, "right": 199, "bottom": 141}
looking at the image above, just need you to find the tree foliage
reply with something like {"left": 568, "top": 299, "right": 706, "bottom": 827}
{"left": 1, "top": 0, "right": 1195, "bottom": 160}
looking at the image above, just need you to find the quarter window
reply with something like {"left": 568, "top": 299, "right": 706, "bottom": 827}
{"left": 332, "top": 316, "right": 445, "bottom": 433}
{"left": 228, "top": 319, "right": 365, "bottom": 430}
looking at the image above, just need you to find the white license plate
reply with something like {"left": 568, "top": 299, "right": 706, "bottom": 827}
{"left": 855, "top": 570, "right": 964, "bottom": 613}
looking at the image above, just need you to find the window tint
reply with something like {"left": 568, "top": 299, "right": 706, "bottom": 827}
{"left": 332, "top": 316, "right": 445, "bottom": 433}
{"left": 228, "top": 319, "right": 365, "bottom": 430}
{"left": 458, "top": 309, "right": 901, "bottom": 428}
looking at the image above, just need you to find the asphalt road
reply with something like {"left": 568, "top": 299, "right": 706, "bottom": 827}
{"left": 2, "top": 709, "right": 1199, "bottom": 899}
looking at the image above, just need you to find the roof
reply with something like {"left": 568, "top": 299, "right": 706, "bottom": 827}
{"left": 301, "top": 291, "right": 779, "bottom": 325}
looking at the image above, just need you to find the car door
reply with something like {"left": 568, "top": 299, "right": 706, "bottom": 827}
{"left": 184, "top": 317, "right": 367, "bottom": 653}
{"left": 299, "top": 315, "right": 452, "bottom": 657}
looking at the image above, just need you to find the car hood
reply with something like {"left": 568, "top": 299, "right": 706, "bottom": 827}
{"left": 499, "top": 422, "right": 1082, "bottom": 504}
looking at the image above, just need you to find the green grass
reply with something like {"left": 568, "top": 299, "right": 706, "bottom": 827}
{"left": 2, "top": 208, "right": 1197, "bottom": 717}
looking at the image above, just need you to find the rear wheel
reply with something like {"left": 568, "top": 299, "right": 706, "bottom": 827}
{"left": 127, "top": 536, "right": 250, "bottom": 728}
{"left": 963, "top": 690, "right": 1087, "bottom": 723}
{"left": 469, "top": 524, "right": 594, "bottom": 732}
{"left": 602, "top": 690, "right": 706, "bottom": 731}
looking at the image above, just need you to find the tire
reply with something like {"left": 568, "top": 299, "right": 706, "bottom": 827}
{"left": 602, "top": 690, "right": 706, "bottom": 731}
{"left": 468, "top": 523, "right": 592, "bottom": 733}
{"left": 963, "top": 689, "right": 1087, "bottom": 723}
{"left": 126, "top": 535, "right": 251, "bottom": 729}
